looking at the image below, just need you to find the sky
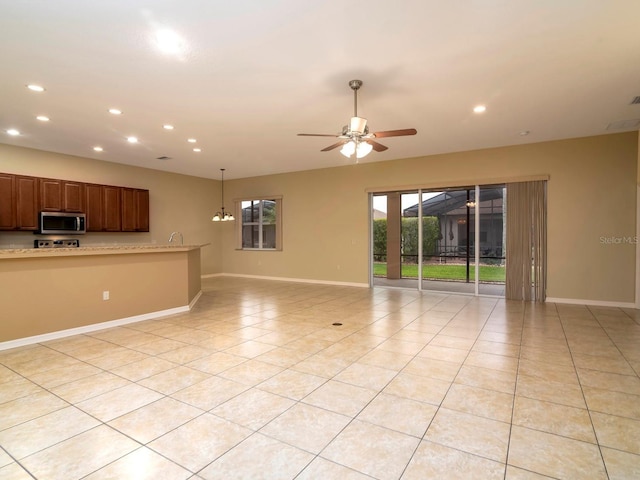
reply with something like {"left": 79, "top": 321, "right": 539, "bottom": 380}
{"left": 372, "top": 192, "right": 441, "bottom": 214}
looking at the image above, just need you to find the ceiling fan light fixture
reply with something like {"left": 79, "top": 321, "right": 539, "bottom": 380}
{"left": 340, "top": 139, "right": 373, "bottom": 159}
{"left": 356, "top": 141, "right": 373, "bottom": 158}
{"left": 298, "top": 79, "right": 417, "bottom": 158}
{"left": 350, "top": 116, "right": 367, "bottom": 134}
{"left": 340, "top": 140, "right": 356, "bottom": 158}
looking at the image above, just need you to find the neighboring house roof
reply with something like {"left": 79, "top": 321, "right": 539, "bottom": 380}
{"left": 373, "top": 209, "right": 387, "bottom": 220}
{"left": 403, "top": 188, "right": 504, "bottom": 217}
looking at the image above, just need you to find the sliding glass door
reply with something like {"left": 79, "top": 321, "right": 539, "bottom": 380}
{"left": 371, "top": 184, "right": 506, "bottom": 296}
{"left": 415, "top": 188, "right": 476, "bottom": 294}
{"left": 477, "top": 186, "right": 506, "bottom": 295}
{"left": 372, "top": 192, "right": 420, "bottom": 288}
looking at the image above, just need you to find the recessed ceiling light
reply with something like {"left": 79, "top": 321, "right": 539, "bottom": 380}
{"left": 36, "top": 115, "right": 50, "bottom": 122}
{"left": 187, "top": 138, "right": 197, "bottom": 143}
{"left": 154, "top": 29, "right": 187, "bottom": 55}
{"left": 26, "top": 84, "right": 45, "bottom": 92}
{"left": 473, "top": 105, "right": 487, "bottom": 113}
{"left": 127, "top": 136, "right": 138, "bottom": 143}
{"left": 193, "top": 148, "right": 201, "bottom": 152}
{"left": 93, "top": 146, "right": 104, "bottom": 152}
{"left": 109, "top": 108, "right": 123, "bottom": 115}
{"left": 163, "top": 124, "right": 174, "bottom": 130}
{"left": 7, "top": 129, "right": 20, "bottom": 136}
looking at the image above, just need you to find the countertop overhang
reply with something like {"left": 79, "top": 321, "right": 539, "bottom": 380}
{"left": 0, "top": 243, "right": 209, "bottom": 260}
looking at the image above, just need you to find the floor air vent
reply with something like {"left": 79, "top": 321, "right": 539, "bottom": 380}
{"left": 630, "top": 96, "right": 640, "bottom": 105}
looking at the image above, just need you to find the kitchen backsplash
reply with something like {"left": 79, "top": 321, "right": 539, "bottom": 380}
{"left": 0, "top": 231, "right": 153, "bottom": 249}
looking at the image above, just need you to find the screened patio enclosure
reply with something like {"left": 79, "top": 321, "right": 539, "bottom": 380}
{"left": 372, "top": 186, "right": 506, "bottom": 296}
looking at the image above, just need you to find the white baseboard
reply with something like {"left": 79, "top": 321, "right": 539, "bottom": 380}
{"left": 189, "top": 290, "right": 203, "bottom": 309}
{"left": 201, "top": 274, "right": 637, "bottom": 308}
{"left": 213, "top": 273, "right": 369, "bottom": 288}
{"left": 0, "top": 304, "right": 193, "bottom": 352}
{"left": 546, "top": 297, "right": 636, "bottom": 309}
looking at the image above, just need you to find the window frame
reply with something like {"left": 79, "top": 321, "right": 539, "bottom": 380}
{"left": 235, "top": 196, "right": 282, "bottom": 251}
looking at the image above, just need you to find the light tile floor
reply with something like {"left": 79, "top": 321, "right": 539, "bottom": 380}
{"left": 1, "top": 277, "right": 640, "bottom": 479}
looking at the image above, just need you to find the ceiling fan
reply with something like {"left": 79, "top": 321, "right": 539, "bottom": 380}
{"left": 298, "top": 79, "right": 417, "bottom": 160}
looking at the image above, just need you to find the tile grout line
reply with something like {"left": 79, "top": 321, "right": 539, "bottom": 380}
{"left": 396, "top": 296, "right": 505, "bottom": 478}
{"left": 502, "top": 301, "right": 532, "bottom": 480}
{"left": 560, "top": 305, "right": 611, "bottom": 480}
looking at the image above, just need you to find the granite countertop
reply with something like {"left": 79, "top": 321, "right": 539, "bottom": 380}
{"left": 0, "top": 243, "right": 209, "bottom": 259}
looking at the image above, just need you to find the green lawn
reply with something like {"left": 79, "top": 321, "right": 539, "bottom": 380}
{"left": 374, "top": 263, "right": 505, "bottom": 283}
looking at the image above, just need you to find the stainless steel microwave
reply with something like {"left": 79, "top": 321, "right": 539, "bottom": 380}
{"left": 38, "top": 212, "right": 86, "bottom": 234}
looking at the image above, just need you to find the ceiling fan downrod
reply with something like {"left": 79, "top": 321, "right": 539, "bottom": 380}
{"left": 349, "top": 79, "right": 363, "bottom": 117}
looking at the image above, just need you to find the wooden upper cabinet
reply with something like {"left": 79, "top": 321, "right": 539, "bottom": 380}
{"left": 39, "top": 178, "right": 62, "bottom": 212}
{"left": 136, "top": 189, "right": 150, "bottom": 232}
{"left": 0, "top": 172, "right": 148, "bottom": 233}
{"left": 86, "top": 184, "right": 123, "bottom": 232}
{"left": 63, "top": 181, "right": 84, "bottom": 212}
{"left": 0, "top": 173, "right": 16, "bottom": 230}
{"left": 40, "top": 178, "right": 84, "bottom": 212}
{"left": 121, "top": 188, "right": 149, "bottom": 232}
{"left": 16, "top": 176, "right": 39, "bottom": 230}
{"left": 84, "top": 183, "right": 104, "bottom": 232}
{"left": 103, "top": 185, "right": 122, "bottom": 231}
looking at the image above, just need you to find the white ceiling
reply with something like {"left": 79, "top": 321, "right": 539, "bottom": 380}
{"left": 1, "top": 0, "right": 639, "bottom": 180}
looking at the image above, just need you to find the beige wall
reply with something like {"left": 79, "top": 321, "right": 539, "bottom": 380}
{"left": 2, "top": 133, "right": 638, "bottom": 304}
{"left": 223, "top": 133, "right": 638, "bottom": 303}
{"left": 637, "top": 131, "right": 640, "bottom": 308}
{"left": 0, "top": 249, "right": 200, "bottom": 342}
{"left": 0, "top": 144, "right": 222, "bottom": 274}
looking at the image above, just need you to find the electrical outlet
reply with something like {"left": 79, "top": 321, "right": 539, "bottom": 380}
{"left": 102, "top": 291, "right": 110, "bottom": 301}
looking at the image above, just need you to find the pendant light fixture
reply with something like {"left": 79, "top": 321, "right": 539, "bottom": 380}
{"left": 212, "top": 168, "right": 234, "bottom": 222}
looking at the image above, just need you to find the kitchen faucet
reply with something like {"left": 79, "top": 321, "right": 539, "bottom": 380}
{"left": 168, "top": 231, "right": 183, "bottom": 245}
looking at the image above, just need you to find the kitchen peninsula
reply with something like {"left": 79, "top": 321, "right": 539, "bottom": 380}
{"left": 0, "top": 244, "right": 205, "bottom": 347}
